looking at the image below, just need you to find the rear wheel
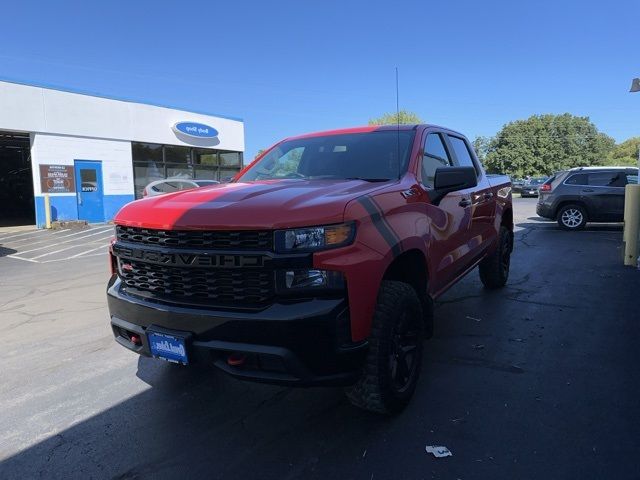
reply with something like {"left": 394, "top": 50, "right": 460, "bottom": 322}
{"left": 345, "top": 281, "right": 424, "bottom": 414}
{"left": 479, "top": 226, "right": 512, "bottom": 289}
{"left": 557, "top": 204, "right": 587, "bottom": 230}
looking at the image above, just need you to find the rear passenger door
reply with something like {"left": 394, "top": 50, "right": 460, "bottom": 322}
{"left": 585, "top": 171, "right": 626, "bottom": 221}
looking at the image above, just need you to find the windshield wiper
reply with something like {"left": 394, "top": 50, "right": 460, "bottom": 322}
{"left": 345, "top": 177, "right": 391, "bottom": 182}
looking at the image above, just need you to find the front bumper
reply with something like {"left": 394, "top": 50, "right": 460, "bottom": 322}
{"left": 107, "top": 277, "right": 367, "bottom": 386}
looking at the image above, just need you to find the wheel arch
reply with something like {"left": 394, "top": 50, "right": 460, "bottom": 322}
{"left": 501, "top": 207, "right": 514, "bottom": 231}
{"left": 383, "top": 248, "right": 429, "bottom": 296}
{"left": 554, "top": 199, "right": 589, "bottom": 220}
{"left": 382, "top": 248, "right": 433, "bottom": 336}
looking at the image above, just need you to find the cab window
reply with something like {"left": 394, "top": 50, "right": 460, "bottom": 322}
{"left": 447, "top": 135, "right": 477, "bottom": 172}
{"left": 421, "top": 133, "right": 452, "bottom": 187}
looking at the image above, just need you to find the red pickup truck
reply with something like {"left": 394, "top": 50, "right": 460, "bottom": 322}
{"left": 107, "top": 125, "right": 513, "bottom": 413}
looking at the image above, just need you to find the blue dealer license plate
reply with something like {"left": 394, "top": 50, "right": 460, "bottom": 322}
{"left": 148, "top": 331, "right": 188, "bottom": 364}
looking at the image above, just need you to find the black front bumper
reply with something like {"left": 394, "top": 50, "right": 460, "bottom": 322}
{"left": 107, "top": 277, "right": 367, "bottom": 387}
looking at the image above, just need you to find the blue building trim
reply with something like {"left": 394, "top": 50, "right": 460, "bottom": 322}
{"left": 103, "top": 194, "right": 135, "bottom": 221}
{"left": 35, "top": 194, "right": 135, "bottom": 228}
{"left": 0, "top": 76, "right": 243, "bottom": 122}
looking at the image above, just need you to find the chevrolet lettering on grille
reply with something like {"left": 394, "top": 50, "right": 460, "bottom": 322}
{"left": 113, "top": 245, "right": 267, "bottom": 268}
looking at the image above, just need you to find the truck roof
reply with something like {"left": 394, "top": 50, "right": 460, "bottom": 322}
{"left": 286, "top": 124, "right": 465, "bottom": 141}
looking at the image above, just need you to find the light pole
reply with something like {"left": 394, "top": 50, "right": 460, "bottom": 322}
{"left": 627, "top": 78, "right": 640, "bottom": 268}
{"left": 632, "top": 79, "right": 640, "bottom": 171}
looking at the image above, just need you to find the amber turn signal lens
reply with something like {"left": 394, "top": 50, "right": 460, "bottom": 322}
{"left": 325, "top": 224, "right": 353, "bottom": 246}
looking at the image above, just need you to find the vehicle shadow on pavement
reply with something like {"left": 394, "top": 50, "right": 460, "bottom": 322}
{"left": 1, "top": 356, "right": 396, "bottom": 479}
{"left": 0, "top": 245, "right": 17, "bottom": 257}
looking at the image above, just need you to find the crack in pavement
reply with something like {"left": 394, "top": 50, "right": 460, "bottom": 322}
{"left": 432, "top": 355, "right": 525, "bottom": 374}
{"left": 505, "top": 296, "right": 577, "bottom": 309}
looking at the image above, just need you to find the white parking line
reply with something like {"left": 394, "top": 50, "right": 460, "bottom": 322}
{"left": 40, "top": 251, "right": 108, "bottom": 263}
{"left": 16, "top": 229, "right": 114, "bottom": 255}
{"left": 54, "top": 226, "right": 112, "bottom": 239}
{"left": 0, "top": 230, "right": 46, "bottom": 241}
{"left": 28, "top": 235, "right": 114, "bottom": 260}
{"left": 1, "top": 230, "right": 74, "bottom": 245}
{"left": 5, "top": 255, "right": 39, "bottom": 263}
{"left": 67, "top": 243, "right": 109, "bottom": 259}
{"left": 6, "top": 226, "right": 112, "bottom": 248}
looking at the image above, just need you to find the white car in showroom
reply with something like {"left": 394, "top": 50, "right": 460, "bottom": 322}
{"left": 142, "top": 178, "right": 219, "bottom": 197}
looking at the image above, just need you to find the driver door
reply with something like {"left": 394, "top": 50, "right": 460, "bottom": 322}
{"left": 418, "top": 131, "right": 473, "bottom": 294}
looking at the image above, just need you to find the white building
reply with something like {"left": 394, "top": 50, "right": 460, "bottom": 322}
{"left": 0, "top": 79, "right": 244, "bottom": 228}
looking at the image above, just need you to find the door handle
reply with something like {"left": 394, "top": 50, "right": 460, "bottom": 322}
{"left": 401, "top": 187, "right": 419, "bottom": 199}
{"left": 77, "top": 193, "right": 82, "bottom": 205}
{"left": 459, "top": 198, "right": 472, "bottom": 207}
{"left": 581, "top": 188, "right": 594, "bottom": 193}
{"left": 483, "top": 192, "right": 494, "bottom": 200}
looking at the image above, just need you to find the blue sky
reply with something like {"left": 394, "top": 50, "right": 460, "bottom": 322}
{"left": 0, "top": 0, "right": 638, "bottom": 159}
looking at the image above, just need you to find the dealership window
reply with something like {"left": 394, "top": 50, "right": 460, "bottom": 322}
{"left": 132, "top": 143, "right": 243, "bottom": 198}
{"left": 164, "top": 145, "right": 191, "bottom": 164}
{"left": 220, "top": 152, "right": 241, "bottom": 167}
{"left": 132, "top": 142, "right": 163, "bottom": 163}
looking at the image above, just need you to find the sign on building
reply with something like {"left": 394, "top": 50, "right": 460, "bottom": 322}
{"left": 39, "top": 164, "right": 76, "bottom": 193}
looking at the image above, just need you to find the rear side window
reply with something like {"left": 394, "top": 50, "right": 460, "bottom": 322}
{"left": 421, "top": 133, "right": 452, "bottom": 187}
{"left": 565, "top": 173, "right": 588, "bottom": 185}
{"left": 448, "top": 136, "right": 476, "bottom": 170}
{"left": 588, "top": 172, "right": 624, "bottom": 187}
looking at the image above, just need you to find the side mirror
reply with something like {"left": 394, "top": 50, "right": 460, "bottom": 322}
{"left": 430, "top": 166, "right": 477, "bottom": 205}
{"left": 220, "top": 176, "right": 234, "bottom": 183}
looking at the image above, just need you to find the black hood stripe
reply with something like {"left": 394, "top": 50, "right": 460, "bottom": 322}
{"left": 358, "top": 196, "right": 402, "bottom": 257}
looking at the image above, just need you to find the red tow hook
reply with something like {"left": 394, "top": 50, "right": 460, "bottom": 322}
{"left": 227, "top": 353, "right": 246, "bottom": 367}
{"left": 129, "top": 334, "right": 142, "bottom": 346}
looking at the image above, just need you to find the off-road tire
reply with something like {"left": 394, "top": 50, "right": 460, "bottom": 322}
{"left": 479, "top": 226, "right": 512, "bottom": 289}
{"left": 345, "top": 281, "right": 424, "bottom": 414}
{"left": 557, "top": 204, "right": 587, "bottom": 230}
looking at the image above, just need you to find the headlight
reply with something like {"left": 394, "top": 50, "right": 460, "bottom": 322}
{"left": 275, "top": 223, "right": 355, "bottom": 252}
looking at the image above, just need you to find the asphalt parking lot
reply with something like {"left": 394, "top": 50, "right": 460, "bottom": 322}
{"left": 0, "top": 224, "right": 113, "bottom": 263}
{"left": 1, "top": 197, "right": 639, "bottom": 479}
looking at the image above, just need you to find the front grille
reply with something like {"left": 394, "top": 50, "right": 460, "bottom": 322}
{"left": 116, "top": 226, "right": 273, "bottom": 251}
{"left": 119, "top": 260, "right": 274, "bottom": 307}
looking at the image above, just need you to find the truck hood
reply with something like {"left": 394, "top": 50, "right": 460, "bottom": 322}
{"left": 115, "top": 179, "right": 389, "bottom": 230}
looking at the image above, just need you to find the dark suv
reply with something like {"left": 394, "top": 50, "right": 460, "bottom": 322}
{"left": 537, "top": 167, "right": 639, "bottom": 230}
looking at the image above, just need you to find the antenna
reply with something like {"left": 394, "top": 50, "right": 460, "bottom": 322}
{"left": 395, "top": 67, "right": 400, "bottom": 125}
{"left": 395, "top": 67, "right": 401, "bottom": 177}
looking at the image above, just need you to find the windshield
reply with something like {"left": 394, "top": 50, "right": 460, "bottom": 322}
{"left": 237, "top": 130, "right": 416, "bottom": 182}
{"left": 194, "top": 180, "right": 218, "bottom": 186}
{"left": 526, "top": 178, "right": 547, "bottom": 185}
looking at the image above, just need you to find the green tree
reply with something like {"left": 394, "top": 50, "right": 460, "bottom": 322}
{"left": 368, "top": 110, "right": 423, "bottom": 125}
{"left": 604, "top": 137, "right": 640, "bottom": 166}
{"left": 483, "top": 114, "right": 615, "bottom": 177}
{"left": 472, "top": 136, "right": 492, "bottom": 164}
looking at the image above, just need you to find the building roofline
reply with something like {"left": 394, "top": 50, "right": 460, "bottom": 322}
{"left": 0, "top": 76, "right": 244, "bottom": 123}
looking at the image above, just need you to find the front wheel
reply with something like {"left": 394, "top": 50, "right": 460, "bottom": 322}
{"left": 479, "top": 226, "right": 512, "bottom": 289}
{"left": 345, "top": 281, "right": 424, "bottom": 414}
